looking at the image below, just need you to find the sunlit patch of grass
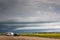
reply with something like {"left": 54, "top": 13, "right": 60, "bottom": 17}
{"left": 20, "top": 34, "right": 60, "bottom": 39}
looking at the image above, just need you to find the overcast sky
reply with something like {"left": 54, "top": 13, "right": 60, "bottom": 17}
{"left": 0, "top": 0, "right": 60, "bottom": 33}
{"left": 0, "top": 0, "right": 60, "bottom": 21}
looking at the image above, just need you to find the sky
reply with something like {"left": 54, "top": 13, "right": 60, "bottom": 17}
{"left": 0, "top": 0, "right": 60, "bottom": 21}
{"left": 0, "top": 0, "right": 60, "bottom": 33}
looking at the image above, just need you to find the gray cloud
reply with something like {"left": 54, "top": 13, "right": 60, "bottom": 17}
{"left": 0, "top": 0, "right": 60, "bottom": 21}
{"left": 0, "top": 0, "right": 60, "bottom": 33}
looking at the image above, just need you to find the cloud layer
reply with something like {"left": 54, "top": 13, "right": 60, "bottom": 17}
{"left": 0, "top": 0, "right": 60, "bottom": 21}
{"left": 0, "top": 0, "right": 60, "bottom": 33}
{"left": 0, "top": 21, "right": 60, "bottom": 32}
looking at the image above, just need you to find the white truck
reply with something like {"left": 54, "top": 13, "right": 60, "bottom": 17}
{"left": 6, "top": 32, "right": 14, "bottom": 36}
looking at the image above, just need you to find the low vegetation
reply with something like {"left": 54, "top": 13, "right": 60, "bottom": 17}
{"left": 0, "top": 32, "right": 60, "bottom": 39}
{"left": 20, "top": 33, "right": 60, "bottom": 39}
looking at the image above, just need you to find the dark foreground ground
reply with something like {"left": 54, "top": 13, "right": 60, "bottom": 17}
{"left": 0, "top": 36, "right": 60, "bottom": 40}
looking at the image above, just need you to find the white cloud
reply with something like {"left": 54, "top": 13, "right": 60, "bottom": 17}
{"left": 14, "top": 22, "right": 60, "bottom": 31}
{"left": 46, "top": 29, "right": 60, "bottom": 32}
{"left": 14, "top": 26, "right": 60, "bottom": 30}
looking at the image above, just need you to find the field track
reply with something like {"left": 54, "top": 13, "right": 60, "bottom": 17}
{"left": 0, "top": 36, "right": 60, "bottom": 40}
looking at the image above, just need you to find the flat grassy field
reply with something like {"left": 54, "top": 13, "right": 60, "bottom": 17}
{"left": 20, "top": 33, "right": 60, "bottom": 39}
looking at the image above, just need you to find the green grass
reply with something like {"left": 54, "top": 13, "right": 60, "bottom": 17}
{"left": 20, "top": 33, "right": 60, "bottom": 39}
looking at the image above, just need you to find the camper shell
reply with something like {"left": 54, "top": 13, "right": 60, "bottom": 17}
{"left": 6, "top": 32, "right": 14, "bottom": 36}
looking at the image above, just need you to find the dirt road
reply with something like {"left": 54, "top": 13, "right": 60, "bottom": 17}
{"left": 0, "top": 36, "right": 60, "bottom": 40}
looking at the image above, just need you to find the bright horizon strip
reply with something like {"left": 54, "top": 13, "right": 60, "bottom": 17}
{"left": 14, "top": 22, "right": 60, "bottom": 30}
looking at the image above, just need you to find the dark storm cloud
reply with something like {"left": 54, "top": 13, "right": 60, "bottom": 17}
{"left": 0, "top": 0, "right": 60, "bottom": 33}
{"left": 0, "top": 21, "right": 57, "bottom": 31}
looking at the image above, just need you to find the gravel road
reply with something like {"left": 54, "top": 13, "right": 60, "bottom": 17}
{"left": 0, "top": 36, "right": 60, "bottom": 40}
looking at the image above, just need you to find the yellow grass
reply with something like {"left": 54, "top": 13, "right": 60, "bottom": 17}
{"left": 20, "top": 34, "right": 60, "bottom": 39}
